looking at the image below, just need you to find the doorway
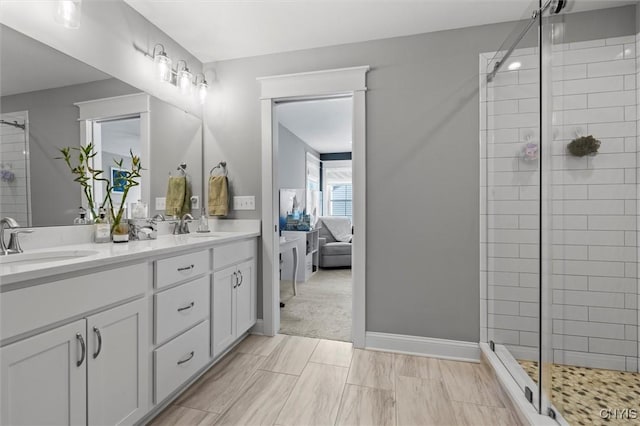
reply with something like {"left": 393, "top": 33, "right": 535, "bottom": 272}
{"left": 275, "top": 97, "right": 354, "bottom": 342}
{"left": 258, "top": 66, "right": 369, "bottom": 347}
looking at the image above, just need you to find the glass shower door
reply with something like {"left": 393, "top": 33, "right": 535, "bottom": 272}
{"left": 481, "top": 0, "right": 543, "bottom": 411}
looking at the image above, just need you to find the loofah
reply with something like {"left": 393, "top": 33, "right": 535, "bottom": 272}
{"left": 567, "top": 135, "right": 600, "bottom": 157}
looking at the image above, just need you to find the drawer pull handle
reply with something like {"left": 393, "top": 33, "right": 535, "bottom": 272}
{"left": 233, "top": 271, "right": 238, "bottom": 288}
{"left": 237, "top": 271, "right": 244, "bottom": 287}
{"left": 177, "top": 302, "right": 195, "bottom": 312}
{"left": 93, "top": 327, "right": 102, "bottom": 359}
{"left": 177, "top": 264, "right": 195, "bottom": 272}
{"left": 177, "top": 351, "right": 195, "bottom": 365}
{"left": 76, "top": 333, "right": 86, "bottom": 367}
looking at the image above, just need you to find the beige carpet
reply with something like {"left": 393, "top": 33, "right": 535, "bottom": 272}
{"left": 279, "top": 268, "right": 352, "bottom": 342}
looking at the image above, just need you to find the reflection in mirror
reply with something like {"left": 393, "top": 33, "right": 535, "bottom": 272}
{"left": 0, "top": 24, "right": 203, "bottom": 227}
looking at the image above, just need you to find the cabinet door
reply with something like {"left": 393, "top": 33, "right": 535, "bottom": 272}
{"left": 0, "top": 320, "right": 87, "bottom": 426}
{"left": 87, "top": 298, "right": 148, "bottom": 426}
{"left": 236, "top": 258, "right": 257, "bottom": 336}
{"left": 212, "top": 266, "right": 237, "bottom": 357}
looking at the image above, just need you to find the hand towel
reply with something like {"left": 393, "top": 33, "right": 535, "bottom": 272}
{"left": 181, "top": 180, "right": 192, "bottom": 217}
{"left": 165, "top": 176, "right": 186, "bottom": 217}
{"left": 208, "top": 175, "right": 229, "bottom": 216}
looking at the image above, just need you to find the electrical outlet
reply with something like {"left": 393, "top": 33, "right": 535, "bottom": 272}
{"left": 155, "top": 197, "right": 166, "bottom": 210}
{"left": 233, "top": 196, "right": 255, "bottom": 210}
{"left": 190, "top": 195, "right": 200, "bottom": 210}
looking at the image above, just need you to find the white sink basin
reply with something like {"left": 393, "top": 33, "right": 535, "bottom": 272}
{"left": 0, "top": 250, "right": 99, "bottom": 266}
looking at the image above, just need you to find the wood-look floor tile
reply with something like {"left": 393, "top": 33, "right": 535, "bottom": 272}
{"left": 335, "top": 384, "right": 395, "bottom": 426}
{"left": 394, "top": 353, "right": 441, "bottom": 380}
{"left": 439, "top": 359, "right": 506, "bottom": 408}
{"left": 453, "top": 402, "right": 522, "bottom": 426}
{"left": 260, "top": 335, "right": 319, "bottom": 375}
{"left": 309, "top": 339, "right": 353, "bottom": 367}
{"left": 346, "top": 349, "right": 394, "bottom": 390}
{"left": 176, "top": 352, "right": 264, "bottom": 413}
{"left": 235, "top": 334, "right": 286, "bottom": 357}
{"left": 214, "top": 370, "right": 297, "bottom": 426}
{"left": 276, "top": 362, "right": 348, "bottom": 426}
{"left": 149, "top": 405, "right": 218, "bottom": 426}
{"left": 396, "top": 376, "right": 455, "bottom": 426}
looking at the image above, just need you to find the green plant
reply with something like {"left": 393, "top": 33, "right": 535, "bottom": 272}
{"left": 567, "top": 135, "right": 601, "bottom": 157}
{"left": 57, "top": 144, "right": 142, "bottom": 232}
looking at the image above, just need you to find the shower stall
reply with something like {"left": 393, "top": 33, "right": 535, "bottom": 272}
{"left": 0, "top": 112, "right": 31, "bottom": 226}
{"left": 481, "top": 0, "right": 640, "bottom": 424}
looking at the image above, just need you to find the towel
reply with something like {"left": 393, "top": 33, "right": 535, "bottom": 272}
{"left": 208, "top": 175, "right": 229, "bottom": 216}
{"left": 319, "top": 217, "right": 352, "bottom": 243}
{"left": 165, "top": 176, "right": 191, "bottom": 217}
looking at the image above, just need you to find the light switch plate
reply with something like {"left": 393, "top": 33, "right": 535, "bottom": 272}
{"left": 233, "top": 196, "right": 255, "bottom": 210}
{"left": 155, "top": 197, "right": 166, "bottom": 210}
{"left": 190, "top": 195, "right": 200, "bottom": 210}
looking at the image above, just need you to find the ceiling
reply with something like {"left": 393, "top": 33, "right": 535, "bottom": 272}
{"left": 125, "top": 0, "right": 636, "bottom": 63}
{"left": 276, "top": 97, "right": 353, "bottom": 154}
{"left": 0, "top": 25, "right": 110, "bottom": 97}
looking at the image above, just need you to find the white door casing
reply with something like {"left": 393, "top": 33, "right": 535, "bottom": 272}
{"left": 257, "top": 66, "right": 369, "bottom": 348}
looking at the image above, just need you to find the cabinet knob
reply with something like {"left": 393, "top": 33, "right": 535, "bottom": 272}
{"left": 177, "top": 351, "right": 195, "bottom": 365}
{"left": 76, "top": 333, "right": 86, "bottom": 367}
{"left": 93, "top": 327, "right": 102, "bottom": 359}
{"left": 177, "top": 301, "right": 195, "bottom": 312}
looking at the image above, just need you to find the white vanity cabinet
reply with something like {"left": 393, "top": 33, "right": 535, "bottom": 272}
{"left": 212, "top": 240, "right": 257, "bottom": 358}
{"left": 0, "top": 266, "right": 149, "bottom": 426}
{"left": 0, "top": 319, "right": 87, "bottom": 425}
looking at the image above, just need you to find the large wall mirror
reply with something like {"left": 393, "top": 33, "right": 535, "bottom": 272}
{"left": 0, "top": 24, "right": 203, "bottom": 227}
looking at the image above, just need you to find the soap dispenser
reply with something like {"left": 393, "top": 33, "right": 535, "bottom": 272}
{"left": 73, "top": 207, "right": 89, "bottom": 225}
{"left": 94, "top": 207, "right": 111, "bottom": 243}
{"left": 197, "top": 207, "right": 210, "bottom": 233}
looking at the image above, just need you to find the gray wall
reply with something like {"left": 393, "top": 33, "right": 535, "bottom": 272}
{"left": 149, "top": 97, "right": 203, "bottom": 218}
{"left": 1, "top": 78, "right": 138, "bottom": 226}
{"left": 204, "top": 5, "right": 635, "bottom": 342}
{"left": 278, "top": 124, "right": 318, "bottom": 190}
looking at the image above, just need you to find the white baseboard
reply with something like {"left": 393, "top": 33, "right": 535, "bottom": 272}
{"left": 365, "top": 332, "right": 481, "bottom": 362}
{"left": 251, "top": 319, "right": 265, "bottom": 335}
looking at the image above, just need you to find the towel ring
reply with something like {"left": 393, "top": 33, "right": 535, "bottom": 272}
{"left": 169, "top": 163, "right": 188, "bottom": 177}
{"left": 210, "top": 161, "right": 227, "bottom": 177}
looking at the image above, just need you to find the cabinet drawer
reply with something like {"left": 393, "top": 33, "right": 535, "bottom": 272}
{"left": 155, "top": 250, "right": 209, "bottom": 289}
{"left": 154, "top": 320, "right": 209, "bottom": 404}
{"left": 155, "top": 276, "right": 210, "bottom": 344}
{"left": 213, "top": 239, "right": 256, "bottom": 270}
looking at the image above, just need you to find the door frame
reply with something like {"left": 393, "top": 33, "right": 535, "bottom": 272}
{"left": 257, "top": 66, "right": 369, "bottom": 348}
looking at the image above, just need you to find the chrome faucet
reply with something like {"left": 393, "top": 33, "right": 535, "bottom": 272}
{"left": 0, "top": 217, "right": 32, "bottom": 255}
{"left": 173, "top": 213, "right": 194, "bottom": 235}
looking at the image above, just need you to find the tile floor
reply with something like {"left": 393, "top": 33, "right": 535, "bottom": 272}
{"left": 519, "top": 360, "right": 640, "bottom": 426}
{"left": 150, "top": 334, "right": 522, "bottom": 426}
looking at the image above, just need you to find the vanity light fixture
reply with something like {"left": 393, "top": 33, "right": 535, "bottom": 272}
{"left": 153, "top": 44, "right": 172, "bottom": 83}
{"left": 56, "top": 0, "right": 82, "bottom": 29}
{"left": 195, "top": 74, "right": 209, "bottom": 104}
{"left": 176, "top": 60, "right": 193, "bottom": 95}
{"left": 148, "top": 45, "right": 208, "bottom": 101}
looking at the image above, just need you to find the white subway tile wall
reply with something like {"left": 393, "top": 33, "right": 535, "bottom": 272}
{"left": 480, "top": 35, "right": 639, "bottom": 372}
{"left": 0, "top": 111, "right": 30, "bottom": 225}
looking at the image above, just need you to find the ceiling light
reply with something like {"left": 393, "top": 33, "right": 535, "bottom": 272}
{"left": 508, "top": 61, "right": 521, "bottom": 71}
{"left": 176, "top": 60, "right": 193, "bottom": 94}
{"left": 195, "top": 74, "right": 209, "bottom": 104}
{"left": 153, "top": 44, "right": 172, "bottom": 83}
{"left": 56, "top": 0, "right": 82, "bottom": 29}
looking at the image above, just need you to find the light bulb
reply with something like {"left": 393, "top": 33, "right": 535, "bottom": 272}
{"left": 154, "top": 52, "right": 172, "bottom": 82}
{"left": 178, "top": 68, "right": 193, "bottom": 94}
{"left": 198, "top": 80, "right": 208, "bottom": 104}
{"left": 56, "top": 0, "right": 82, "bottom": 29}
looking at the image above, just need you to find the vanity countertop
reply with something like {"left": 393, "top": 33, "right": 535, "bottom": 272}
{"left": 0, "top": 231, "right": 260, "bottom": 288}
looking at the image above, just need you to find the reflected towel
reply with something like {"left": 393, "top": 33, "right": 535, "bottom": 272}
{"left": 165, "top": 176, "right": 186, "bottom": 217}
{"left": 181, "top": 181, "right": 192, "bottom": 217}
{"left": 208, "top": 175, "right": 229, "bottom": 216}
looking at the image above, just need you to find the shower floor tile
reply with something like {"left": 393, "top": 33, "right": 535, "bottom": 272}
{"left": 518, "top": 360, "right": 640, "bottom": 426}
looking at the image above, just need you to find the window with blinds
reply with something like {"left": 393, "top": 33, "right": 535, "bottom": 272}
{"left": 329, "top": 184, "right": 352, "bottom": 219}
